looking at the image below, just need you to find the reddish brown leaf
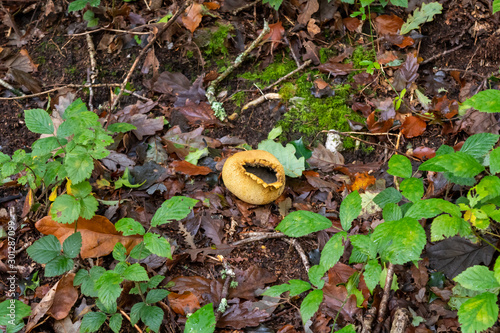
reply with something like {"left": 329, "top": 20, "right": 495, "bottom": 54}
{"left": 168, "top": 291, "right": 200, "bottom": 315}
{"left": 217, "top": 299, "right": 270, "bottom": 329}
{"left": 297, "top": 0, "right": 319, "bottom": 25}
{"left": 171, "top": 160, "right": 212, "bottom": 176}
{"left": 393, "top": 54, "right": 419, "bottom": 91}
{"left": 176, "top": 101, "right": 221, "bottom": 127}
{"left": 22, "top": 188, "right": 33, "bottom": 218}
{"left": 374, "top": 14, "right": 404, "bottom": 34}
{"left": 432, "top": 95, "right": 458, "bottom": 119}
{"left": 377, "top": 51, "right": 398, "bottom": 65}
{"left": 264, "top": 21, "right": 285, "bottom": 50}
{"left": 366, "top": 111, "right": 394, "bottom": 134}
{"left": 318, "top": 61, "right": 353, "bottom": 77}
{"left": 412, "top": 147, "right": 436, "bottom": 160}
{"left": 401, "top": 115, "right": 426, "bottom": 138}
{"left": 169, "top": 276, "right": 223, "bottom": 305}
{"left": 352, "top": 102, "right": 372, "bottom": 118}
{"left": 203, "top": 2, "right": 220, "bottom": 10}
{"left": 35, "top": 215, "right": 142, "bottom": 259}
{"left": 343, "top": 17, "right": 361, "bottom": 32}
{"left": 349, "top": 172, "right": 376, "bottom": 192}
{"left": 48, "top": 273, "right": 78, "bottom": 320}
{"left": 395, "top": 36, "right": 414, "bottom": 48}
{"left": 305, "top": 173, "right": 338, "bottom": 192}
{"left": 182, "top": 3, "right": 203, "bottom": 33}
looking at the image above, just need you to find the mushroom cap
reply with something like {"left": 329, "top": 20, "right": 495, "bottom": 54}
{"left": 222, "top": 150, "right": 285, "bottom": 205}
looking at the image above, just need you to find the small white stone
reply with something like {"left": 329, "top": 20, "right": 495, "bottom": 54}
{"left": 325, "top": 132, "right": 343, "bottom": 153}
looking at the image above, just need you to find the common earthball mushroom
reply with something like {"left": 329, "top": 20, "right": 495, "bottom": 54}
{"left": 222, "top": 150, "right": 285, "bottom": 205}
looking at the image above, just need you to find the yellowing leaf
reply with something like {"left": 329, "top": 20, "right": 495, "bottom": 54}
{"left": 49, "top": 186, "right": 58, "bottom": 201}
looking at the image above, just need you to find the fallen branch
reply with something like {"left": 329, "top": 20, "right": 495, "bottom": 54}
{"left": 241, "top": 92, "right": 281, "bottom": 110}
{"left": 374, "top": 263, "right": 395, "bottom": 333}
{"left": 283, "top": 238, "right": 310, "bottom": 272}
{"left": 231, "top": 232, "right": 287, "bottom": 246}
{"left": 86, "top": 34, "right": 98, "bottom": 111}
{"left": 0, "top": 83, "right": 121, "bottom": 100}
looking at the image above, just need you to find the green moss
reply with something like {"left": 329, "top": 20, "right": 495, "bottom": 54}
{"left": 240, "top": 55, "right": 296, "bottom": 87}
{"left": 231, "top": 91, "right": 246, "bottom": 108}
{"left": 319, "top": 48, "right": 337, "bottom": 64}
{"left": 186, "top": 50, "right": 194, "bottom": 58}
{"left": 279, "top": 82, "right": 296, "bottom": 100}
{"left": 204, "top": 23, "right": 233, "bottom": 57}
{"left": 350, "top": 45, "right": 376, "bottom": 69}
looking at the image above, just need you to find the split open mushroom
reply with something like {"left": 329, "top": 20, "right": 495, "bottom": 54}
{"left": 222, "top": 150, "right": 285, "bottom": 205}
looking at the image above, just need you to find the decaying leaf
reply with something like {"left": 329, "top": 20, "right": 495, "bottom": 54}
{"left": 264, "top": 21, "right": 285, "bottom": 50}
{"left": 350, "top": 172, "right": 376, "bottom": 192}
{"left": 168, "top": 291, "right": 201, "bottom": 315}
{"left": 308, "top": 144, "right": 345, "bottom": 172}
{"left": 392, "top": 54, "right": 419, "bottom": 91}
{"left": 374, "top": 14, "right": 404, "bottom": 34}
{"left": 171, "top": 160, "right": 212, "bottom": 176}
{"left": 401, "top": 115, "right": 426, "bottom": 138}
{"left": 412, "top": 147, "right": 436, "bottom": 160}
{"left": 182, "top": 3, "right": 203, "bottom": 33}
{"left": 48, "top": 274, "right": 78, "bottom": 320}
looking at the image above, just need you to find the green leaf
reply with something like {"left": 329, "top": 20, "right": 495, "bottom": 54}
{"left": 109, "top": 313, "right": 123, "bottom": 333}
{"left": 276, "top": 211, "right": 332, "bottom": 237}
{"left": 458, "top": 292, "right": 499, "bottom": 333}
{"left": 373, "top": 187, "right": 402, "bottom": 208}
{"left": 339, "top": 191, "right": 361, "bottom": 231}
{"left": 130, "top": 302, "right": 145, "bottom": 326}
{"left": 63, "top": 232, "right": 82, "bottom": 258}
{"left": 300, "top": 289, "right": 323, "bottom": 325}
{"left": 419, "top": 152, "right": 484, "bottom": 178}
{"left": 79, "top": 195, "right": 98, "bottom": 220}
{"left": 140, "top": 305, "right": 163, "bottom": 332}
{"left": 387, "top": 155, "right": 412, "bottom": 178}
{"left": 185, "top": 147, "right": 208, "bottom": 165}
{"left": 151, "top": 196, "right": 198, "bottom": 227}
{"left": 291, "top": 138, "right": 312, "bottom": 161}
{"left": 431, "top": 215, "right": 471, "bottom": 241}
{"left": 454, "top": 266, "right": 500, "bottom": 291}
{"left": 389, "top": 0, "right": 407, "bottom": 7}
{"left": 288, "top": 280, "right": 312, "bottom": 297}
{"left": 494, "top": 0, "right": 500, "bottom": 13}
{"left": 461, "top": 89, "right": 500, "bottom": 114}
{"left": 308, "top": 265, "right": 326, "bottom": 289}
{"left": 24, "top": 109, "right": 54, "bottom": 134}
{"left": 337, "top": 324, "right": 356, "bottom": 333}
{"left": 27, "top": 235, "right": 61, "bottom": 264}
{"left": 45, "top": 255, "right": 74, "bottom": 277}
{"left": 115, "top": 218, "right": 145, "bottom": 236}
{"left": 114, "top": 167, "right": 143, "bottom": 189}
{"left": 107, "top": 122, "right": 137, "bottom": 133}
{"left": 258, "top": 139, "right": 305, "bottom": 178}
{"left": 51, "top": 194, "right": 81, "bottom": 224}
{"left": 494, "top": 257, "right": 500, "bottom": 285}
{"left": 68, "top": 0, "right": 101, "bottom": 12}
{"left": 146, "top": 289, "right": 170, "bottom": 304}
{"left": 80, "top": 312, "right": 107, "bottom": 333}
{"left": 70, "top": 181, "right": 92, "bottom": 198}
{"left": 113, "top": 262, "right": 128, "bottom": 275}
{"left": 32, "top": 137, "right": 65, "bottom": 156}
{"left": 405, "top": 198, "right": 461, "bottom": 219}
{"left": 262, "top": 0, "right": 283, "bottom": 10}
{"left": 123, "top": 263, "right": 149, "bottom": 281}
{"left": 400, "top": 178, "right": 424, "bottom": 202}
{"left": 148, "top": 275, "right": 165, "bottom": 289}
{"left": 64, "top": 146, "right": 94, "bottom": 184}
{"left": 350, "top": 234, "right": 377, "bottom": 259}
{"left": 267, "top": 126, "right": 282, "bottom": 140}
{"left": 400, "top": 2, "right": 443, "bottom": 34}
{"left": 460, "top": 133, "right": 499, "bottom": 160}
{"left": 144, "top": 233, "right": 171, "bottom": 259}
{"left": 113, "top": 243, "right": 127, "bottom": 261}
{"left": 319, "top": 232, "right": 346, "bottom": 271}
{"left": 262, "top": 284, "right": 291, "bottom": 297}
{"left": 490, "top": 147, "right": 500, "bottom": 175}
{"left": 372, "top": 217, "right": 426, "bottom": 265}
{"left": 184, "top": 303, "right": 216, "bottom": 333}
{"left": 0, "top": 300, "right": 31, "bottom": 326}
{"left": 382, "top": 202, "right": 402, "bottom": 221}
{"left": 95, "top": 271, "right": 123, "bottom": 309}
{"left": 364, "top": 259, "right": 382, "bottom": 293}
{"left": 130, "top": 242, "right": 151, "bottom": 260}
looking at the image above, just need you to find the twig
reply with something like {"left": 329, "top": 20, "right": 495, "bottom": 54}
{"left": 420, "top": 44, "right": 463, "bottom": 65}
{"left": 119, "top": 308, "right": 143, "bottom": 333}
{"left": 284, "top": 35, "right": 301, "bottom": 67}
{"left": 0, "top": 78, "right": 24, "bottom": 96}
{"left": 231, "top": 0, "right": 259, "bottom": 15}
{"left": 374, "top": 263, "right": 395, "bottom": 333}
{"left": 361, "top": 307, "right": 377, "bottom": 333}
{"left": 241, "top": 93, "right": 281, "bottom": 110}
{"left": 283, "top": 238, "right": 310, "bottom": 272}
{"left": 86, "top": 34, "right": 98, "bottom": 111}
{"left": 262, "top": 59, "right": 312, "bottom": 91}
{"left": 0, "top": 83, "right": 122, "bottom": 100}
{"left": 435, "top": 67, "right": 488, "bottom": 79}
{"left": 390, "top": 308, "right": 410, "bottom": 333}
{"left": 206, "top": 21, "right": 270, "bottom": 120}
{"left": 109, "top": 1, "right": 190, "bottom": 112}
{"left": 15, "top": 242, "right": 31, "bottom": 255}
{"left": 231, "top": 232, "right": 287, "bottom": 246}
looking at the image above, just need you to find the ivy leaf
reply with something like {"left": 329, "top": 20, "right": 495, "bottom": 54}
{"left": 400, "top": 2, "right": 442, "bottom": 34}
{"left": 45, "top": 255, "right": 74, "bottom": 277}
{"left": 109, "top": 313, "right": 123, "bottom": 333}
{"left": 27, "top": 234, "right": 61, "bottom": 264}
{"left": 146, "top": 289, "right": 170, "bottom": 304}
{"left": 95, "top": 271, "right": 123, "bottom": 309}
{"left": 258, "top": 139, "right": 305, "bottom": 178}
{"left": 51, "top": 194, "right": 81, "bottom": 224}
{"left": 63, "top": 232, "right": 82, "bottom": 258}
{"left": 364, "top": 259, "right": 382, "bottom": 293}
{"left": 300, "top": 289, "right": 323, "bottom": 325}
{"left": 431, "top": 215, "right": 471, "bottom": 241}
{"left": 276, "top": 211, "right": 332, "bottom": 237}
{"left": 151, "top": 196, "right": 198, "bottom": 227}
{"left": 387, "top": 155, "right": 412, "bottom": 178}
{"left": 400, "top": 178, "right": 424, "bottom": 202}
{"left": 64, "top": 146, "right": 94, "bottom": 184}
{"left": 458, "top": 292, "right": 499, "bottom": 333}
{"left": 80, "top": 312, "right": 107, "bottom": 333}
{"left": 454, "top": 266, "right": 500, "bottom": 291}
{"left": 24, "top": 109, "right": 54, "bottom": 134}
{"left": 184, "top": 303, "right": 216, "bottom": 333}
{"left": 140, "top": 305, "right": 164, "bottom": 333}
{"left": 123, "top": 263, "right": 149, "bottom": 282}
{"left": 339, "top": 191, "right": 361, "bottom": 231}
{"left": 320, "top": 232, "right": 346, "bottom": 271}
{"left": 144, "top": 233, "right": 171, "bottom": 259}
{"left": 372, "top": 217, "right": 426, "bottom": 265}
{"left": 115, "top": 218, "right": 145, "bottom": 236}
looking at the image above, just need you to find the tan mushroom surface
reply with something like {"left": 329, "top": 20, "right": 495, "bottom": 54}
{"left": 221, "top": 150, "right": 285, "bottom": 205}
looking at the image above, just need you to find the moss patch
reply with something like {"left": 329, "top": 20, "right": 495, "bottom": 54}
{"left": 239, "top": 56, "right": 296, "bottom": 87}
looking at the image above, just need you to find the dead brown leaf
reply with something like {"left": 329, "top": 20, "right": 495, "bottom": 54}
{"left": 366, "top": 111, "right": 394, "bottom": 134}
{"left": 318, "top": 61, "right": 353, "bottom": 77}
{"left": 374, "top": 14, "right": 404, "bottom": 34}
{"left": 228, "top": 266, "right": 277, "bottom": 300}
{"left": 48, "top": 273, "right": 78, "bottom": 320}
{"left": 217, "top": 299, "right": 270, "bottom": 329}
{"left": 343, "top": 17, "right": 361, "bottom": 32}
{"left": 264, "top": 21, "right": 285, "bottom": 50}
{"left": 182, "top": 3, "right": 203, "bottom": 33}
{"left": 401, "top": 115, "right": 426, "bottom": 138}
{"left": 141, "top": 49, "right": 159, "bottom": 76}
{"left": 169, "top": 275, "right": 223, "bottom": 305}
{"left": 412, "top": 147, "right": 436, "bottom": 160}
{"left": 162, "top": 126, "right": 221, "bottom": 158}
{"left": 129, "top": 114, "right": 164, "bottom": 140}
{"left": 171, "top": 160, "right": 212, "bottom": 176}
{"left": 297, "top": 0, "right": 319, "bottom": 25}
{"left": 35, "top": 215, "right": 142, "bottom": 259}
{"left": 168, "top": 291, "right": 200, "bottom": 315}
{"left": 349, "top": 172, "right": 376, "bottom": 192}
{"left": 176, "top": 101, "right": 221, "bottom": 127}
{"left": 307, "top": 144, "right": 345, "bottom": 173}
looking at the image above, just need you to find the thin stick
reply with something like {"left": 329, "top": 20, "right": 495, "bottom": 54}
{"left": 283, "top": 238, "right": 310, "bottom": 272}
{"left": 420, "top": 44, "right": 463, "bottom": 65}
{"left": 435, "top": 68, "right": 487, "bottom": 79}
{"left": 86, "top": 34, "right": 98, "bottom": 111}
{"left": 231, "top": 232, "right": 287, "bottom": 246}
{"left": 110, "top": 1, "right": 190, "bottom": 112}
{"left": 374, "top": 263, "right": 395, "bottom": 333}
{"left": 241, "top": 93, "right": 280, "bottom": 110}
{"left": 119, "top": 309, "right": 143, "bottom": 333}
{"left": 0, "top": 83, "right": 121, "bottom": 100}
{"left": 262, "top": 59, "right": 312, "bottom": 91}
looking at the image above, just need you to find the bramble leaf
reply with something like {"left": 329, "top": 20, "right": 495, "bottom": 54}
{"left": 24, "top": 109, "right": 54, "bottom": 134}
{"left": 458, "top": 292, "right": 499, "bottom": 333}
{"left": 63, "top": 232, "right": 82, "bottom": 258}
{"left": 454, "top": 266, "right": 500, "bottom": 291}
{"left": 320, "top": 232, "right": 346, "bottom": 271}
{"left": 300, "top": 289, "right": 323, "bottom": 325}
{"left": 115, "top": 218, "right": 145, "bottom": 236}
{"left": 80, "top": 312, "right": 107, "bottom": 333}
{"left": 151, "top": 196, "right": 198, "bottom": 227}
{"left": 276, "top": 211, "right": 332, "bottom": 237}
{"left": 51, "top": 194, "right": 81, "bottom": 224}
{"left": 27, "top": 234, "right": 61, "bottom": 264}
{"left": 340, "top": 191, "right": 361, "bottom": 231}
{"left": 431, "top": 214, "right": 471, "bottom": 241}
{"left": 373, "top": 187, "right": 402, "bottom": 208}
{"left": 387, "top": 155, "right": 412, "bottom": 178}
{"left": 400, "top": 178, "right": 424, "bottom": 202}
{"left": 144, "top": 233, "right": 171, "bottom": 259}
{"left": 184, "top": 303, "right": 216, "bottom": 333}
{"left": 364, "top": 259, "right": 382, "bottom": 293}
{"left": 461, "top": 89, "right": 500, "bottom": 114}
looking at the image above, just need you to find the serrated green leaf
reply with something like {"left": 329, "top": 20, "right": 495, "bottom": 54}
{"left": 130, "top": 302, "right": 145, "bottom": 326}
{"left": 382, "top": 202, "right": 402, "bottom": 221}
{"left": 460, "top": 133, "right": 499, "bottom": 160}
{"left": 95, "top": 271, "right": 123, "bottom": 309}
{"left": 151, "top": 196, "right": 198, "bottom": 227}
{"left": 63, "top": 232, "right": 82, "bottom": 258}
{"left": 458, "top": 292, "right": 499, "bottom": 333}
{"left": 258, "top": 139, "right": 305, "bottom": 178}
{"left": 373, "top": 187, "right": 402, "bottom": 208}
{"left": 80, "top": 312, "right": 107, "bottom": 333}
{"left": 372, "top": 217, "right": 426, "bottom": 265}
{"left": 140, "top": 305, "right": 163, "bottom": 332}
{"left": 494, "top": 0, "right": 500, "bottom": 13}
{"left": 68, "top": 0, "right": 101, "bottom": 12}
{"left": 320, "top": 232, "right": 346, "bottom": 271}
{"left": 45, "top": 255, "right": 74, "bottom": 277}
{"left": 51, "top": 194, "right": 81, "bottom": 224}
{"left": 300, "top": 289, "right": 323, "bottom": 325}
{"left": 490, "top": 147, "right": 500, "bottom": 175}
{"left": 431, "top": 214, "right": 471, "bottom": 241}
{"left": 387, "top": 155, "right": 412, "bottom": 178}
{"left": 308, "top": 265, "right": 326, "bottom": 289}
{"left": 350, "top": 234, "right": 377, "bottom": 259}
{"left": 288, "top": 280, "right": 312, "bottom": 296}
{"left": 389, "top": 0, "right": 407, "bottom": 7}
{"left": 461, "top": 89, "right": 500, "bottom": 114}
{"left": 454, "top": 266, "right": 500, "bottom": 291}
{"left": 262, "top": 284, "right": 291, "bottom": 297}
{"left": 337, "top": 324, "right": 356, "bottom": 333}
{"left": 108, "top": 122, "right": 137, "bottom": 133}
{"left": 401, "top": 2, "right": 442, "bottom": 34}
{"left": 405, "top": 198, "right": 461, "bottom": 219}
{"left": 146, "top": 289, "right": 170, "bottom": 304}
{"left": 32, "top": 137, "right": 64, "bottom": 156}
{"left": 420, "top": 152, "right": 485, "bottom": 178}
{"left": 364, "top": 259, "right": 382, "bottom": 293}
{"left": 123, "top": 263, "right": 149, "bottom": 281}
{"left": 69, "top": 181, "right": 92, "bottom": 198}
{"left": 340, "top": 191, "right": 361, "bottom": 231}
{"left": 74, "top": 269, "right": 89, "bottom": 286}
{"left": 262, "top": 0, "right": 283, "bottom": 10}
{"left": 400, "top": 177, "right": 424, "bottom": 202}
{"left": 148, "top": 275, "right": 165, "bottom": 289}
{"left": 130, "top": 242, "right": 151, "bottom": 260}
{"left": 0, "top": 300, "right": 31, "bottom": 326}
{"left": 79, "top": 195, "right": 98, "bottom": 220}
{"left": 64, "top": 146, "right": 94, "bottom": 184}
{"left": 276, "top": 210, "right": 332, "bottom": 237}
{"left": 113, "top": 261, "right": 128, "bottom": 275}
{"left": 113, "top": 243, "right": 127, "bottom": 261}
{"left": 115, "top": 218, "right": 145, "bottom": 236}
{"left": 476, "top": 176, "right": 500, "bottom": 203}
{"left": 494, "top": 257, "right": 500, "bottom": 285}
{"left": 27, "top": 235, "right": 61, "bottom": 264}
{"left": 184, "top": 303, "right": 216, "bottom": 333}
{"left": 109, "top": 313, "right": 122, "bottom": 333}
{"left": 24, "top": 109, "right": 54, "bottom": 134}
{"left": 144, "top": 233, "right": 171, "bottom": 259}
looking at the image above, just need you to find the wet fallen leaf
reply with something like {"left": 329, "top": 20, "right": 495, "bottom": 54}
{"left": 366, "top": 111, "right": 394, "bottom": 134}
{"left": 168, "top": 291, "right": 200, "bottom": 315}
{"left": 169, "top": 275, "right": 222, "bottom": 305}
{"left": 35, "top": 215, "right": 142, "bottom": 259}
{"left": 412, "top": 147, "right": 436, "bottom": 160}
{"left": 318, "top": 61, "right": 353, "bottom": 77}
{"left": 141, "top": 49, "right": 159, "bottom": 76}
{"left": 217, "top": 299, "right": 270, "bottom": 329}
{"left": 343, "top": 17, "right": 361, "bottom": 32}
{"left": 130, "top": 114, "right": 164, "bottom": 140}
{"left": 264, "top": 21, "right": 285, "bottom": 50}
{"left": 182, "top": 3, "right": 203, "bottom": 33}
{"left": 401, "top": 115, "right": 426, "bottom": 138}
{"left": 393, "top": 54, "right": 419, "bottom": 91}
{"left": 297, "top": 0, "right": 319, "bottom": 25}
{"left": 48, "top": 274, "right": 78, "bottom": 320}
{"left": 432, "top": 95, "right": 458, "bottom": 119}
{"left": 171, "top": 160, "right": 212, "bottom": 176}
{"left": 374, "top": 14, "right": 404, "bottom": 34}
{"left": 377, "top": 50, "right": 398, "bottom": 65}
{"left": 176, "top": 101, "right": 221, "bottom": 127}
{"left": 228, "top": 266, "right": 277, "bottom": 300}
